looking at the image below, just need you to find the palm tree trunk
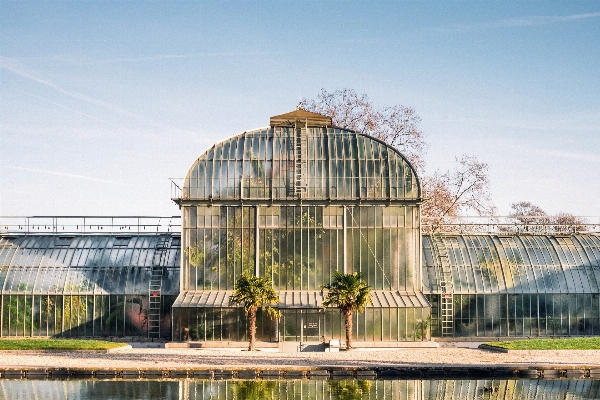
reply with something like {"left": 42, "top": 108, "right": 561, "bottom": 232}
{"left": 248, "top": 306, "right": 257, "bottom": 351}
{"left": 344, "top": 309, "right": 353, "bottom": 349}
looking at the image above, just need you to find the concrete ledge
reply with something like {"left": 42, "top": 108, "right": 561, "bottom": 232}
{"left": 2, "top": 365, "right": 600, "bottom": 380}
{"left": 165, "top": 341, "right": 438, "bottom": 350}
{"left": 0, "top": 344, "right": 132, "bottom": 353}
{"left": 166, "top": 341, "right": 278, "bottom": 349}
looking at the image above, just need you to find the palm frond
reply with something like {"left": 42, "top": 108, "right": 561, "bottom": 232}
{"left": 322, "top": 271, "right": 371, "bottom": 312}
{"left": 229, "top": 272, "right": 280, "bottom": 317}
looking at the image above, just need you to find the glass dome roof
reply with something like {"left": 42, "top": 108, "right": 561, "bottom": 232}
{"left": 183, "top": 117, "right": 420, "bottom": 202}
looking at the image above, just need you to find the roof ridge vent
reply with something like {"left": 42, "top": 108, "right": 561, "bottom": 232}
{"left": 270, "top": 109, "right": 332, "bottom": 127}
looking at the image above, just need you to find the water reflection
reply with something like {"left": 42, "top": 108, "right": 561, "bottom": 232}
{"left": 328, "top": 380, "right": 373, "bottom": 400}
{"left": 1, "top": 379, "right": 600, "bottom": 400}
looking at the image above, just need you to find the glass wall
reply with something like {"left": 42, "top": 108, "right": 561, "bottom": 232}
{"left": 182, "top": 206, "right": 255, "bottom": 291}
{"left": 174, "top": 306, "right": 430, "bottom": 343}
{"left": 173, "top": 307, "right": 278, "bottom": 342}
{"left": 0, "top": 234, "right": 179, "bottom": 338}
{"left": 182, "top": 205, "right": 420, "bottom": 291}
{"left": 429, "top": 293, "right": 600, "bottom": 337}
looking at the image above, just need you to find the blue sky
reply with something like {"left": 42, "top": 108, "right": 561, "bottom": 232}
{"left": 1, "top": 1, "right": 599, "bottom": 217}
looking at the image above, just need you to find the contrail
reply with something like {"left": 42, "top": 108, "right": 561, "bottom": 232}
{"left": 1, "top": 57, "right": 139, "bottom": 119}
{"left": 435, "top": 12, "right": 600, "bottom": 32}
{"left": 11, "top": 167, "right": 120, "bottom": 185}
{"left": 15, "top": 90, "right": 135, "bottom": 133}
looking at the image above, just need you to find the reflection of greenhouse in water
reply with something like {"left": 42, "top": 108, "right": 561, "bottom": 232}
{"left": 1, "top": 108, "right": 600, "bottom": 341}
{"left": 2, "top": 379, "right": 600, "bottom": 400}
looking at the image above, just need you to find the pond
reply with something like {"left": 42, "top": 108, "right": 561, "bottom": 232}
{"left": 1, "top": 378, "right": 600, "bottom": 400}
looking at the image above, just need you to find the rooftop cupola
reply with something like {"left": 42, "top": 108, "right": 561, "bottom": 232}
{"left": 269, "top": 107, "right": 332, "bottom": 128}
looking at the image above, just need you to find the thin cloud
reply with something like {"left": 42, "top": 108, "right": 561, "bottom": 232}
{"left": 436, "top": 12, "right": 600, "bottom": 32}
{"left": 16, "top": 51, "right": 280, "bottom": 65}
{"left": 15, "top": 90, "right": 136, "bottom": 133}
{"left": 499, "top": 12, "right": 600, "bottom": 27}
{"left": 533, "top": 149, "right": 600, "bottom": 164}
{"left": 1, "top": 57, "right": 198, "bottom": 138}
{"left": 98, "top": 51, "right": 279, "bottom": 63}
{"left": 0, "top": 57, "right": 139, "bottom": 119}
{"left": 434, "top": 110, "right": 600, "bottom": 133}
{"left": 11, "top": 167, "right": 120, "bottom": 185}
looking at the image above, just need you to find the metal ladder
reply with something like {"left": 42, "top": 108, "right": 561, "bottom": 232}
{"left": 294, "top": 127, "right": 307, "bottom": 197}
{"left": 431, "top": 234, "right": 454, "bottom": 337}
{"left": 148, "top": 235, "right": 170, "bottom": 338}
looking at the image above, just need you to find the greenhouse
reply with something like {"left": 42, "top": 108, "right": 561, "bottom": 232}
{"left": 1, "top": 108, "right": 599, "bottom": 343}
{"left": 172, "top": 109, "right": 429, "bottom": 343}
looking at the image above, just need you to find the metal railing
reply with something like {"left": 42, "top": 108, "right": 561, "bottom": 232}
{"left": 170, "top": 178, "right": 183, "bottom": 200}
{"left": 422, "top": 215, "right": 600, "bottom": 235}
{"left": 5, "top": 214, "right": 596, "bottom": 236}
{"left": 0, "top": 216, "right": 181, "bottom": 235}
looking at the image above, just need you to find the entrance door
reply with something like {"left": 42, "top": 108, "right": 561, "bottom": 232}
{"left": 280, "top": 309, "right": 324, "bottom": 342}
{"left": 302, "top": 310, "right": 323, "bottom": 342}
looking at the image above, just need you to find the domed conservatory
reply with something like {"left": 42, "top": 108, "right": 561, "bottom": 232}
{"left": 172, "top": 109, "right": 429, "bottom": 343}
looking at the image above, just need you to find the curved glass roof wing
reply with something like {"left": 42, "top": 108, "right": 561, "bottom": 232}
{"left": 422, "top": 234, "right": 600, "bottom": 294}
{"left": 0, "top": 234, "right": 180, "bottom": 295}
{"left": 183, "top": 127, "right": 420, "bottom": 202}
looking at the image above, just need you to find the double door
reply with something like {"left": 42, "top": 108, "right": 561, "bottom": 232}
{"left": 280, "top": 309, "right": 324, "bottom": 342}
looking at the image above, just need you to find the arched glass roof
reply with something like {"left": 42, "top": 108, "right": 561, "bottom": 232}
{"left": 422, "top": 234, "right": 600, "bottom": 294}
{"left": 0, "top": 234, "right": 180, "bottom": 295}
{"left": 182, "top": 126, "right": 420, "bottom": 202}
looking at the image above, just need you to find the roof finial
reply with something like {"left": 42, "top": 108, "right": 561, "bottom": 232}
{"left": 296, "top": 98, "right": 306, "bottom": 110}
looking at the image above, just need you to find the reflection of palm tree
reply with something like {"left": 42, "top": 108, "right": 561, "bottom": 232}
{"left": 233, "top": 381, "right": 278, "bottom": 400}
{"left": 328, "top": 380, "right": 373, "bottom": 400}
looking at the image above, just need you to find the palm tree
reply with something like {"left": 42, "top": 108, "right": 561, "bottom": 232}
{"left": 322, "top": 271, "right": 371, "bottom": 350}
{"left": 229, "top": 272, "right": 280, "bottom": 351}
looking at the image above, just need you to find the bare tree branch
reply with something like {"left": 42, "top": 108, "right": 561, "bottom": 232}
{"left": 422, "top": 155, "right": 496, "bottom": 233}
{"left": 304, "top": 88, "right": 496, "bottom": 235}
{"left": 303, "top": 88, "right": 427, "bottom": 172}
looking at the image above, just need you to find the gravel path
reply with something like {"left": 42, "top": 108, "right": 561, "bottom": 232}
{"left": 2, "top": 347, "right": 600, "bottom": 369}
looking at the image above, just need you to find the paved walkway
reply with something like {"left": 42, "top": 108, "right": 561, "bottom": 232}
{"left": 1, "top": 345, "right": 600, "bottom": 370}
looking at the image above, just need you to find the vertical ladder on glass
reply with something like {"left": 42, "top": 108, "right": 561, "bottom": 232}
{"left": 294, "top": 127, "right": 307, "bottom": 197}
{"left": 148, "top": 235, "right": 170, "bottom": 338}
{"left": 432, "top": 234, "right": 454, "bottom": 337}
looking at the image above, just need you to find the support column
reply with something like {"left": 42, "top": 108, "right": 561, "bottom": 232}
{"left": 343, "top": 206, "right": 347, "bottom": 274}
{"left": 255, "top": 206, "right": 260, "bottom": 276}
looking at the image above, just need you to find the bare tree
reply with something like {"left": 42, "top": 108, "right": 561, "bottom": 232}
{"left": 505, "top": 202, "right": 587, "bottom": 233}
{"left": 506, "top": 201, "right": 548, "bottom": 232}
{"left": 304, "top": 88, "right": 495, "bottom": 233}
{"left": 506, "top": 202, "right": 587, "bottom": 233}
{"left": 303, "top": 88, "right": 426, "bottom": 172}
{"left": 551, "top": 212, "right": 587, "bottom": 233}
{"left": 422, "top": 155, "right": 495, "bottom": 233}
